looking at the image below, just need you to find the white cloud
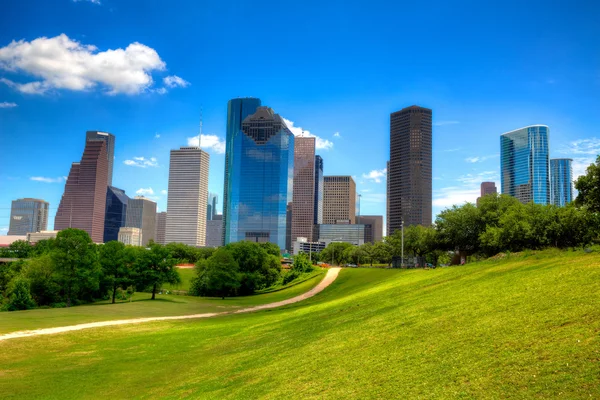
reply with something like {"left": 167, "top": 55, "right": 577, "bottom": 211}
{"left": 136, "top": 187, "right": 154, "bottom": 196}
{"left": 433, "top": 171, "right": 499, "bottom": 208}
{"left": 465, "top": 154, "right": 499, "bottom": 163}
{"left": 161, "top": 190, "right": 167, "bottom": 195}
{"left": 155, "top": 133, "right": 160, "bottom": 138}
{"left": 282, "top": 118, "right": 333, "bottom": 150}
{"left": 30, "top": 176, "right": 65, "bottom": 183}
{"left": 0, "top": 101, "right": 17, "bottom": 108}
{"left": 163, "top": 75, "right": 189, "bottom": 88}
{"left": 0, "top": 34, "right": 174, "bottom": 95}
{"left": 362, "top": 168, "right": 387, "bottom": 183}
{"left": 187, "top": 134, "right": 226, "bottom": 154}
{"left": 333, "top": 132, "right": 341, "bottom": 138}
{"left": 559, "top": 138, "right": 600, "bottom": 178}
{"left": 443, "top": 147, "right": 461, "bottom": 152}
{"left": 123, "top": 156, "right": 158, "bottom": 168}
{"left": 0, "top": 227, "right": 7, "bottom": 234}
{"left": 433, "top": 120, "right": 460, "bottom": 127}
{"left": 153, "top": 87, "right": 168, "bottom": 95}
{"left": 73, "top": 0, "right": 101, "bottom": 4}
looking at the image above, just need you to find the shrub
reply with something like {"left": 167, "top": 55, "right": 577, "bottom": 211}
{"left": 5, "top": 277, "right": 36, "bottom": 311}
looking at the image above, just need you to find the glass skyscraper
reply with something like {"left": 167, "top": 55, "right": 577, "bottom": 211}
{"left": 8, "top": 198, "right": 49, "bottom": 235}
{"left": 550, "top": 158, "right": 573, "bottom": 207}
{"left": 224, "top": 106, "right": 294, "bottom": 249}
{"left": 103, "top": 186, "right": 129, "bottom": 243}
{"left": 501, "top": 125, "right": 550, "bottom": 205}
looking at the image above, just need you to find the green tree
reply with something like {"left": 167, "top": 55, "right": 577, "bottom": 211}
{"left": 372, "top": 241, "right": 392, "bottom": 266}
{"left": 359, "top": 242, "right": 374, "bottom": 266}
{"left": 99, "top": 241, "right": 133, "bottom": 304}
{"left": 21, "top": 254, "right": 60, "bottom": 306}
{"left": 134, "top": 243, "right": 179, "bottom": 300}
{"left": 292, "top": 252, "right": 313, "bottom": 273}
{"left": 260, "top": 242, "right": 282, "bottom": 257}
{"left": 575, "top": 155, "right": 600, "bottom": 212}
{"left": 31, "top": 238, "right": 56, "bottom": 257}
{"left": 5, "top": 277, "right": 36, "bottom": 311}
{"left": 8, "top": 240, "right": 33, "bottom": 258}
{"left": 191, "top": 248, "right": 240, "bottom": 299}
{"left": 320, "top": 242, "right": 352, "bottom": 266}
{"left": 225, "top": 241, "right": 278, "bottom": 294}
{"left": 51, "top": 228, "right": 101, "bottom": 307}
{"left": 436, "top": 203, "right": 483, "bottom": 255}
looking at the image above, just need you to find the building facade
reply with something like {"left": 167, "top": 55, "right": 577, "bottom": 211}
{"left": 314, "top": 155, "right": 324, "bottom": 228}
{"left": 323, "top": 176, "right": 356, "bottom": 224}
{"left": 155, "top": 212, "right": 167, "bottom": 245}
{"left": 501, "top": 125, "right": 550, "bottom": 205}
{"left": 481, "top": 182, "right": 497, "bottom": 197}
{"left": 359, "top": 215, "right": 384, "bottom": 243}
{"left": 126, "top": 196, "right": 157, "bottom": 246}
{"left": 550, "top": 158, "right": 573, "bottom": 207}
{"left": 207, "top": 193, "right": 218, "bottom": 221}
{"left": 86, "top": 131, "right": 115, "bottom": 186}
{"left": 103, "top": 186, "right": 129, "bottom": 243}
{"left": 118, "top": 227, "right": 142, "bottom": 246}
{"left": 388, "top": 105, "right": 433, "bottom": 233}
{"left": 223, "top": 97, "right": 262, "bottom": 246}
{"left": 291, "top": 137, "right": 316, "bottom": 244}
{"left": 292, "top": 237, "right": 326, "bottom": 256}
{"left": 27, "top": 230, "right": 59, "bottom": 244}
{"left": 8, "top": 198, "right": 49, "bottom": 236}
{"left": 165, "top": 147, "right": 210, "bottom": 246}
{"left": 54, "top": 140, "right": 108, "bottom": 243}
{"left": 224, "top": 106, "right": 294, "bottom": 249}
{"left": 316, "top": 224, "right": 365, "bottom": 246}
{"left": 205, "top": 216, "right": 223, "bottom": 247}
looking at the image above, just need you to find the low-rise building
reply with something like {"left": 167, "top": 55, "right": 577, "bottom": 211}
{"left": 292, "top": 237, "right": 326, "bottom": 255}
{"left": 315, "top": 224, "right": 365, "bottom": 246}
{"left": 27, "top": 230, "right": 59, "bottom": 244}
{"left": 118, "top": 227, "right": 142, "bottom": 246}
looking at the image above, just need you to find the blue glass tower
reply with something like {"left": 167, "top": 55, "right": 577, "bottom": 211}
{"left": 550, "top": 158, "right": 573, "bottom": 207}
{"left": 500, "top": 125, "right": 550, "bottom": 205}
{"left": 103, "top": 186, "right": 129, "bottom": 242}
{"left": 222, "top": 98, "right": 262, "bottom": 246}
{"left": 225, "top": 106, "right": 294, "bottom": 249}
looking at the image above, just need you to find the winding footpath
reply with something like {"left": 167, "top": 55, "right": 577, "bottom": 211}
{"left": 0, "top": 268, "right": 341, "bottom": 342}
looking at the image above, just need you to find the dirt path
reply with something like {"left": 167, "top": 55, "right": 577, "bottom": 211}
{"left": 0, "top": 268, "right": 341, "bottom": 342}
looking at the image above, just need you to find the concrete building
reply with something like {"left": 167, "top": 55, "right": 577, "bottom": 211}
{"left": 314, "top": 155, "right": 324, "bottom": 228}
{"left": 86, "top": 131, "right": 115, "bottom": 186}
{"left": 481, "top": 182, "right": 497, "bottom": 197}
{"left": 155, "top": 212, "right": 167, "bottom": 245}
{"left": 54, "top": 139, "right": 109, "bottom": 243}
{"left": 388, "top": 105, "right": 432, "bottom": 234}
{"left": 359, "top": 215, "right": 384, "bottom": 243}
{"left": 207, "top": 193, "right": 218, "bottom": 221}
{"left": 104, "top": 186, "right": 129, "bottom": 243}
{"left": 8, "top": 198, "right": 49, "bottom": 236}
{"left": 316, "top": 224, "right": 365, "bottom": 246}
{"left": 126, "top": 196, "right": 157, "bottom": 246}
{"left": 27, "top": 230, "right": 59, "bottom": 244}
{"left": 323, "top": 176, "right": 356, "bottom": 224}
{"left": 165, "top": 146, "right": 210, "bottom": 246}
{"left": 205, "top": 215, "right": 223, "bottom": 247}
{"left": 550, "top": 158, "right": 573, "bottom": 207}
{"left": 501, "top": 125, "right": 550, "bottom": 205}
{"left": 292, "top": 137, "right": 316, "bottom": 244}
{"left": 118, "top": 227, "right": 142, "bottom": 246}
{"left": 292, "top": 237, "right": 326, "bottom": 256}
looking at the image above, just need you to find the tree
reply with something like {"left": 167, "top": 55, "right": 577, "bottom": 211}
{"left": 320, "top": 242, "right": 352, "bottom": 266}
{"left": 134, "top": 243, "right": 179, "bottom": 300}
{"left": 436, "top": 203, "right": 483, "bottom": 255}
{"left": 22, "top": 254, "right": 60, "bottom": 306}
{"left": 575, "top": 155, "right": 600, "bottom": 212}
{"left": 51, "top": 229, "right": 101, "bottom": 306}
{"left": 30, "top": 238, "right": 56, "bottom": 257}
{"left": 292, "top": 252, "right": 313, "bottom": 273}
{"left": 191, "top": 248, "right": 240, "bottom": 299}
{"left": 372, "top": 241, "right": 392, "bottom": 266}
{"left": 260, "top": 242, "right": 282, "bottom": 257}
{"left": 5, "top": 277, "right": 36, "bottom": 311}
{"left": 8, "top": 240, "right": 33, "bottom": 259}
{"left": 359, "top": 242, "right": 374, "bottom": 266}
{"left": 226, "top": 241, "right": 275, "bottom": 294}
{"left": 99, "top": 241, "right": 133, "bottom": 304}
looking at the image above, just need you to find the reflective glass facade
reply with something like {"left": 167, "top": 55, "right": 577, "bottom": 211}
{"left": 316, "top": 224, "right": 365, "bottom": 246}
{"left": 501, "top": 125, "right": 550, "bottom": 205}
{"left": 550, "top": 158, "right": 573, "bottom": 207}
{"left": 103, "top": 186, "right": 129, "bottom": 243}
{"left": 8, "top": 198, "right": 49, "bottom": 235}
{"left": 225, "top": 107, "right": 294, "bottom": 249}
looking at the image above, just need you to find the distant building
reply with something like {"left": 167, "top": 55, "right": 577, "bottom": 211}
{"left": 207, "top": 193, "right": 218, "bottom": 221}
{"left": 223, "top": 106, "right": 294, "bottom": 249}
{"left": 54, "top": 139, "right": 109, "bottom": 243}
{"left": 0, "top": 235, "right": 27, "bottom": 248}
{"left": 316, "top": 224, "right": 365, "bottom": 246}
{"left": 359, "top": 215, "right": 383, "bottom": 243}
{"left": 165, "top": 146, "right": 210, "bottom": 246}
{"left": 126, "top": 196, "right": 157, "bottom": 246}
{"left": 477, "top": 182, "right": 498, "bottom": 205}
{"left": 292, "top": 237, "right": 326, "bottom": 256}
{"left": 323, "top": 176, "right": 356, "bottom": 225}
{"left": 118, "top": 227, "right": 142, "bottom": 246}
{"left": 103, "top": 186, "right": 129, "bottom": 243}
{"left": 205, "top": 218, "right": 223, "bottom": 247}
{"left": 292, "top": 137, "right": 316, "bottom": 244}
{"left": 155, "top": 212, "right": 167, "bottom": 245}
{"left": 550, "top": 158, "right": 573, "bottom": 207}
{"left": 8, "top": 198, "right": 49, "bottom": 236}
{"left": 388, "top": 105, "right": 432, "bottom": 233}
{"left": 27, "top": 230, "right": 59, "bottom": 244}
{"left": 86, "top": 131, "right": 115, "bottom": 186}
{"left": 501, "top": 125, "right": 550, "bottom": 204}
{"left": 314, "top": 155, "right": 324, "bottom": 228}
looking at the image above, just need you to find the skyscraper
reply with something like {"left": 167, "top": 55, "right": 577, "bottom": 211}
{"left": 126, "top": 196, "right": 157, "bottom": 246}
{"left": 501, "top": 125, "right": 550, "bottom": 205}
{"left": 388, "top": 105, "right": 432, "bottom": 233}
{"left": 86, "top": 131, "right": 115, "bottom": 186}
{"left": 205, "top": 216, "right": 223, "bottom": 247}
{"left": 155, "top": 212, "right": 167, "bottom": 245}
{"left": 222, "top": 97, "right": 262, "bottom": 245}
{"left": 550, "top": 158, "right": 573, "bottom": 207}
{"left": 103, "top": 186, "right": 129, "bottom": 243}
{"left": 224, "top": 106, "right": 294, "bottom": 249}
{"left": 323, "top": 176, "right": 356, "bottom": 224}
{"left": 314, "top": 155, "right": 324, "bottom": 226}
{"left": 359, "top": 215, "right": 384, "bottom": 243}
{"left": 55, "top": 140, "right": 108, "bottom": 243}
{"left": 291, "top": 137, "right": 316, "bottom": 244}
{"left": 207, "top": 193, "right": 218, "bottom": 221}
{"left": 481, "top": 182, "right": 497, "bottom": 197}
{"left": 8, "top": 198, "right": 49, "bottom": 235}
{"left": 165, "top": 146, "right": 210, "bottom": 246}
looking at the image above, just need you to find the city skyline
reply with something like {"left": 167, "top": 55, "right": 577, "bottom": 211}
{"left": 1, "top": 1, "right": 599, "bottom": 235}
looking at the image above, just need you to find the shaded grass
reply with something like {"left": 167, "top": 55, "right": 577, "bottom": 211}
{"left": 161, "top": 267, "right": 196, "bottom": 292}
{"left": 1, "top": 249, "right": 599, "bottom": 399}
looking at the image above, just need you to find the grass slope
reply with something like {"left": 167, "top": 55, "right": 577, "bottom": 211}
{"left": 1, "top": 250, "right": 599, "bottom": 399}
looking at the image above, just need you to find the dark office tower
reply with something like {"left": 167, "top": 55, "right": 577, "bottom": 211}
{"left": 103, "top": 186, "right": 129, "bottom": 242}
{"left": 155, "top": 212, "right": 167, "bottom": 244}
{"left": 292, "top": 137, "right": 316, "bottom": 244}
{"left": 222, "top": 97, "right": 262, "bottom": 246}
{"left": 86, "top": 131, "right": 115, "bottom": 186}
{"left": 207, "top": 193, "right": 218, "bottom": 221}
{"left": 55, "top": 140, "right": 109, "bottom": 243}
{"left": 224, "top": 106, "right": 294, "bottom": 249}
{"left": 314, "top": 155, "right": 324, "bottom": 226}
{"left": 386, "top": 160, "right": 390, "bottom": 236}
{"left": 8, "top": 198, "right": 49, "bottom": 235}
{"left": 388, "top": 105, "right": 432, "bottom": 233}
{"left": 126, "top": 196, "right": 157, "bottom": 246}
{"left": 481, "top": 182, "right": 497, "bottom": 197}
{"left": 360, "top": 215, "right": 384, "bottom": 243}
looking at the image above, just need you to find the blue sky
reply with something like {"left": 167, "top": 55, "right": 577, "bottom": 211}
{"left": 1, "top": 0, "right": 599, "bottom": 234}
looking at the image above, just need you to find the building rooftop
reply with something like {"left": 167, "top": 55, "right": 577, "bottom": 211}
{"left": 501, "top": 125, "right": 549, "bottom": 136}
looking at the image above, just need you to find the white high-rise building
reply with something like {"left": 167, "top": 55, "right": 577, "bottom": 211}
{"left": 165, "top": 147, "right": 210, "bottom": 246}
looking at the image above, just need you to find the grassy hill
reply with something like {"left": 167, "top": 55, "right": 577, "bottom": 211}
{"left": 1, "top": 249, "right": 599, "bottom": 399}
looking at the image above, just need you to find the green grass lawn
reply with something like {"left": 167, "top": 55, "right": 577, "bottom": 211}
{"left": 1, "top": 250, "right": 599, "bottom": 399}
{"left": 161, "top": 267, "right": 196, "bottom": 292}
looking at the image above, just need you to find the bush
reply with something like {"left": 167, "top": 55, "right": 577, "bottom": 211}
{"left": 5, "top": 277, "right": 36, "bottom": 311}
